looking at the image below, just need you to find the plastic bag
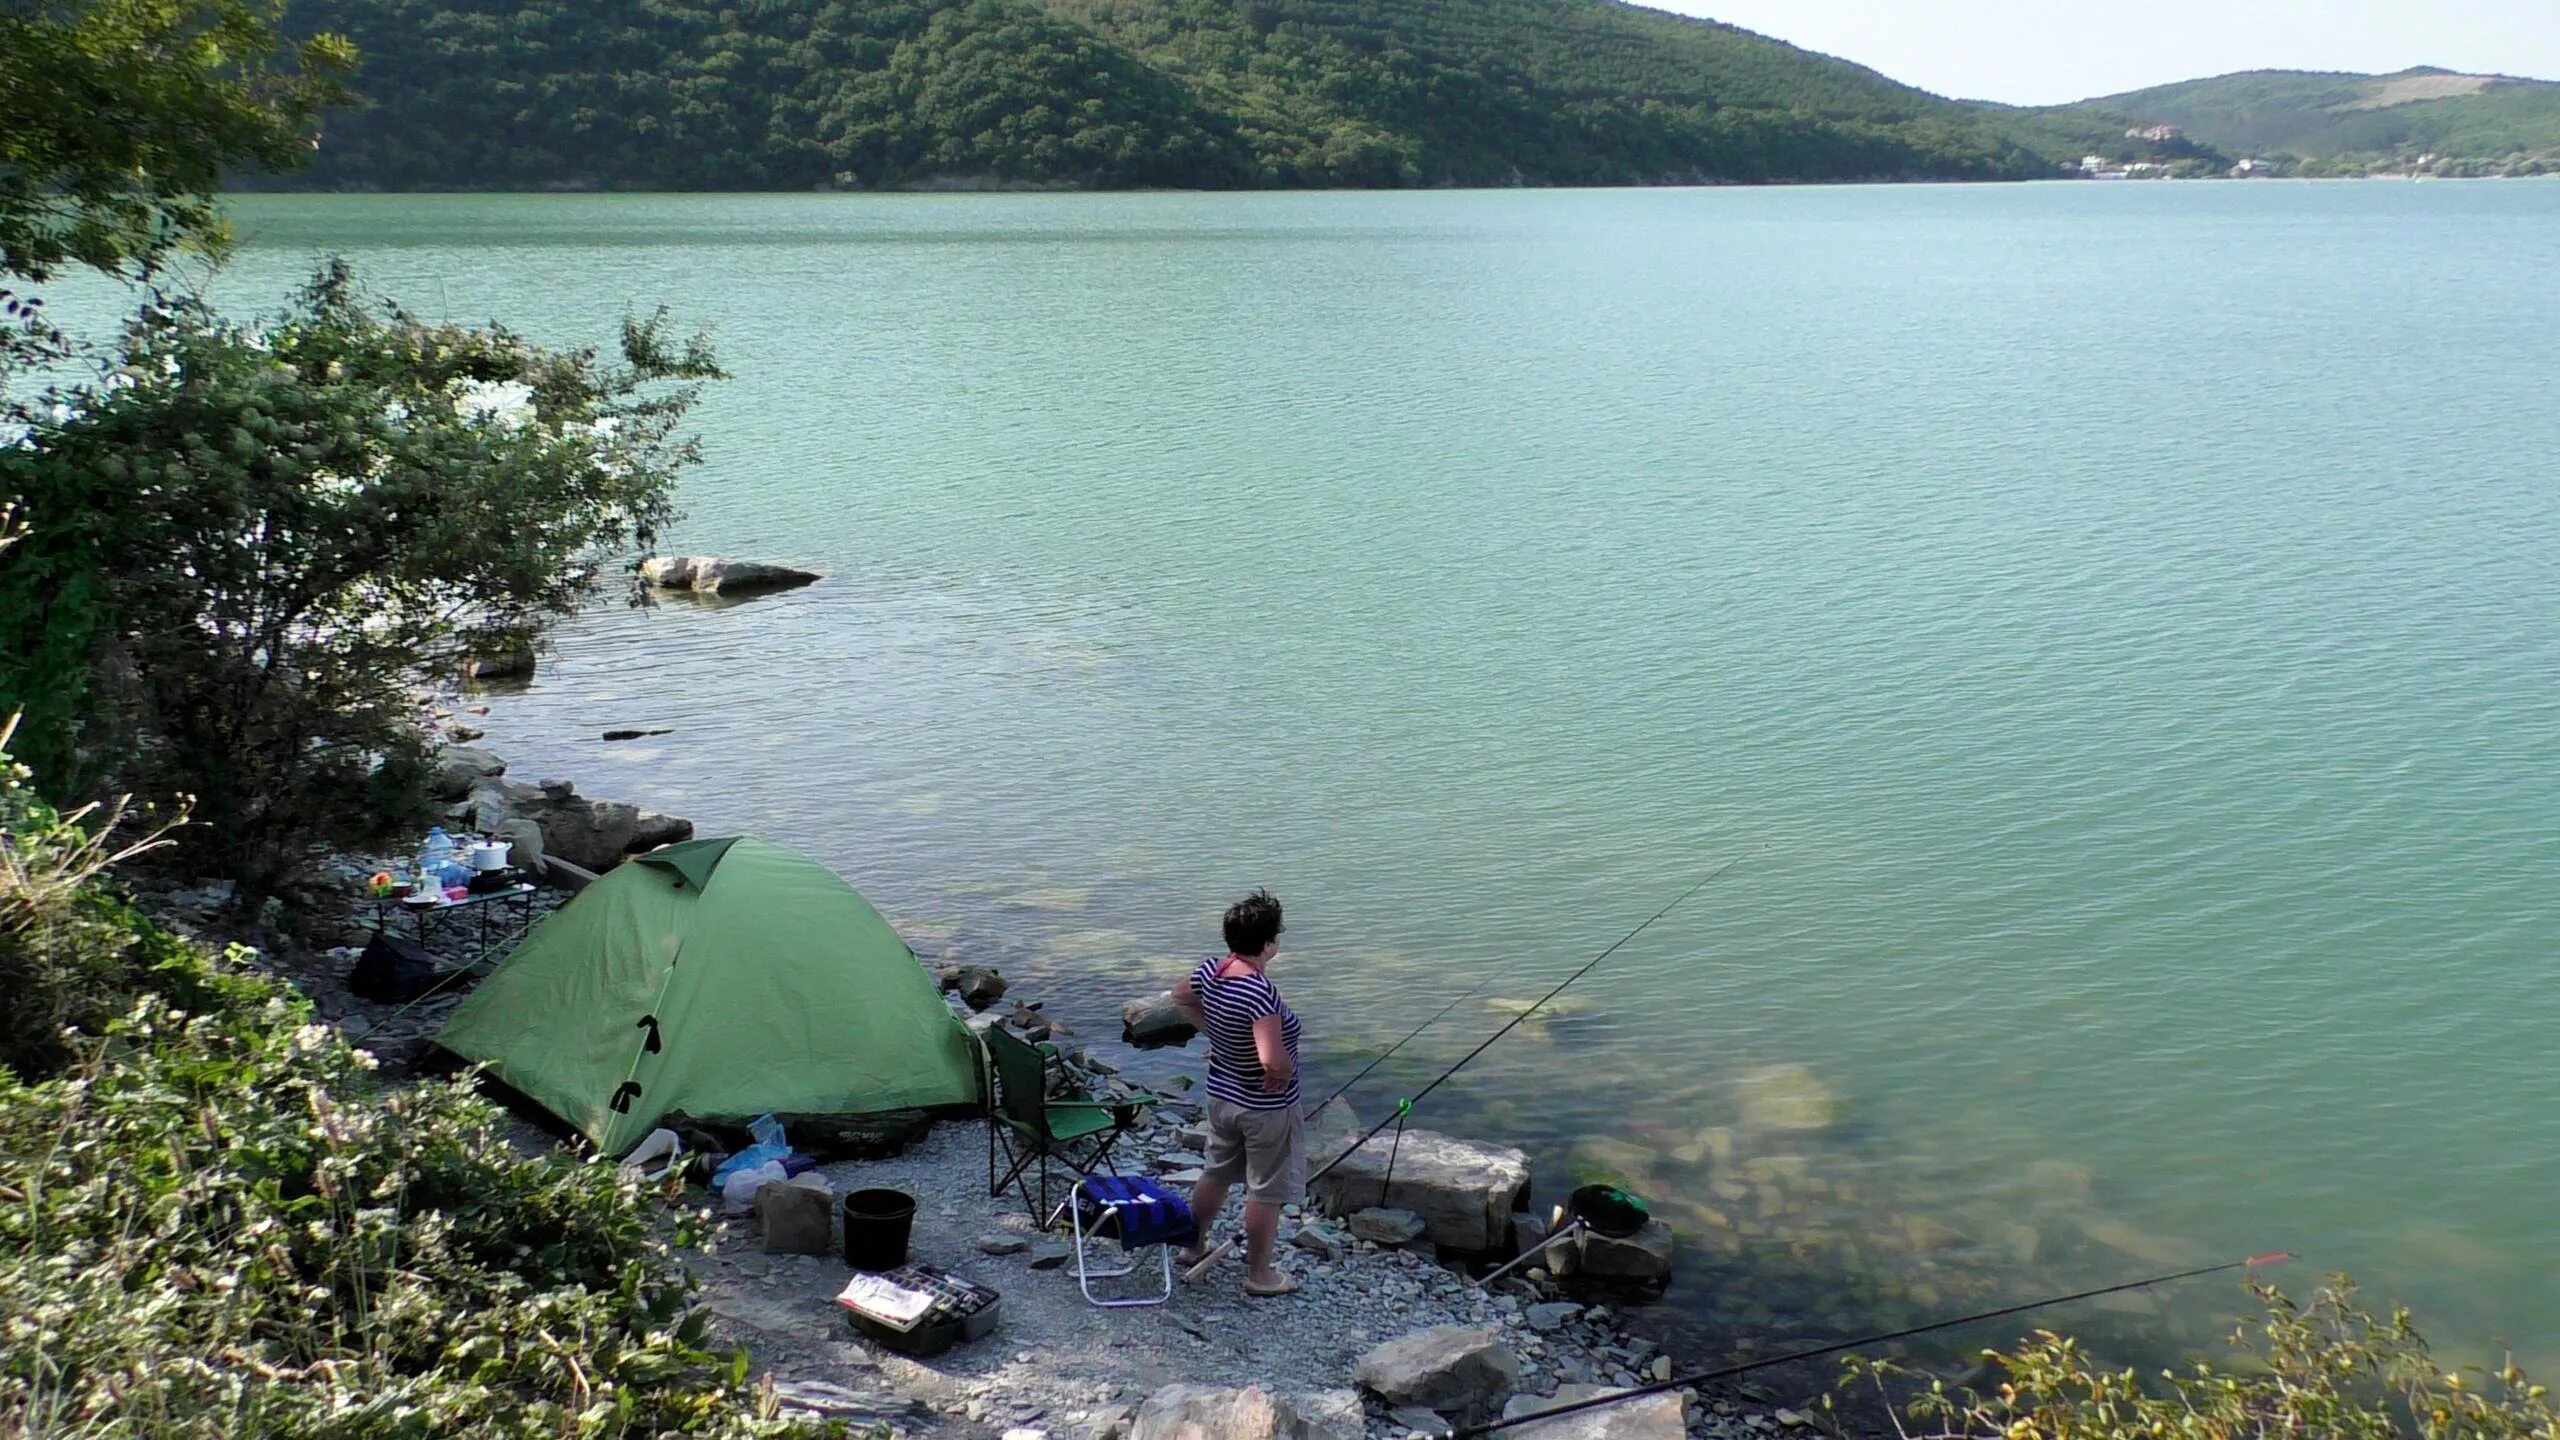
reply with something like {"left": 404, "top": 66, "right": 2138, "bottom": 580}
{"left": 619, "top": 1128, "right": 687, "bottom": 1183}
{"left": 710, "top": 1113, "right": 790, "bottom": 1189}
{"left": 721, "top": 1160, "right": 789, "bottom": 1216}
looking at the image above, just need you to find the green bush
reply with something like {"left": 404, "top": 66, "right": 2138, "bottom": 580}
{"left": 1853, "top": 1280, "right": 2555, "bottom": 1440}
{"left": 0, "top": 265, "right": 721, "bottom": 902}
{"left": 0, "top": 735, "right": 832, "bottom": 1437}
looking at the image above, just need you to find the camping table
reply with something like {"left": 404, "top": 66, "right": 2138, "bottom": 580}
{"left": 373, "top": 883, "right": 538, "bottom": 971}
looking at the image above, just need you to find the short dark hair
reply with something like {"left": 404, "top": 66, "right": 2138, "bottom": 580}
{"left": 1223, "top": 889, "right": 1284, "bottom": 955}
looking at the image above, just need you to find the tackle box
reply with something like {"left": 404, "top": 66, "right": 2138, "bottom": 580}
{"left": 836, "top": 1263, "right": 1002, "bottom": 1358}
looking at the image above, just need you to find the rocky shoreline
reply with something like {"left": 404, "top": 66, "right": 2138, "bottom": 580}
{"left": 688, "top": 958, "right": 1811, "bottom": 1440}
{"left": 128, "top": 726, "right": 1827, "bottom": 1440}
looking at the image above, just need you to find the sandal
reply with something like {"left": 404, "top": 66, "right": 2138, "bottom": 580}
{"left": 1175, "top": 1247, "right": 1214, "bottom": 1267}
{"left": 1242, "top": 1274, "right": 1301, "bottom": 1299}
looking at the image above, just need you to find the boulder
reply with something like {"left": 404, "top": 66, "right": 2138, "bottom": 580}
{"left": 1735, "top": 1063, "right": 1837, "bottom": 1134}
{"left": 494, "top": 818, "right": 546, "bottom": 875}
{"left": 945, "top": 965, "right": 1008, "bottom": 1011}
{"left": 641, "top": 555, "right": 821, "bottom": 597}
{"left": 1121, "top": 993, "right": 1196, "bottom": 1048}
{"left": 1354, "top": 1325, "right": 1520, "bottom": 1424}
{"left": 1497, "top": 1385, "right": 1686, "bottom": 1440}
{"left": 1293, "top": 1390, "right": 1365, "bottom": 1440}
{"left": 756, "top": 1174, "right": 834, "bottom": 1255}
{"left": 1311, "top": 1128, "right": 1529, "bottom": 1252}
{"left": 1350, "top": 1207, "right": 1429, "bottom": 1247}
{"left": 1511, "top": 1209, "right": 1552, "bottom": 1259}
{"left": 1549, "top": 1218, "right": 1675, "bottom": 1291}
{"left": 1130, "top": 1384, "right": 1352, "bottom": 1440}
{"left": 629, "top": 809, "right": 696, "bottom": 851}
{"left": 536, "top": 794, "right": 642, "bottom": 872}
{"left": 466, "top": 776, "right": 641, "bottom": 872}
{"left": 431, "top": 746, "right": 508, "bottom": 802}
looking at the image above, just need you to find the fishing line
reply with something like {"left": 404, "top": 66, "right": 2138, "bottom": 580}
{"left": 1183, "top": 854, "right": 1749, "bottom": 1282}
{"left": 1307, "top": 974, "right": 1497, "bottom": 1122}
{"left": 1455, "top": 1252, "right": 2299, "bottom": 1438}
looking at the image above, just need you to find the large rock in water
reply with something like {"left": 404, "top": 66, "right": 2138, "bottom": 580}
{"left": 1121, "top": 993, "right": 1196, "bottom": 1048}
{"left": 1130, "top": 1384, "right": 1353, "bottom": 1440}
{"left": 1497, "top": 1385, "right": 1687, "bottom": 1440}
{"left": 640, "top": 555, "right": 820, "bottom": 597}
{"left": 1353, "top": 1325, "right": 1520, "bottom": 1424}
{"left": 1310, "top": 1127, "right": 1529, "bottom": 1252}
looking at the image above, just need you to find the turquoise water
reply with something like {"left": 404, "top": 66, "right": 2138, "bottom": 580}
{"left": 48, "top": 182, "right": 2560, "bottom": 1368}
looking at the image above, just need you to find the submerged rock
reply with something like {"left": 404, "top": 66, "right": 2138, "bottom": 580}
{"left": 1734, "top": 1063, "right": 1838, "bottom": 1134}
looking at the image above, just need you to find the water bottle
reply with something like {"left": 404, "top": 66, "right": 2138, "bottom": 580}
{"left": 421, "top": 827, "right": 455, "bottom": 890}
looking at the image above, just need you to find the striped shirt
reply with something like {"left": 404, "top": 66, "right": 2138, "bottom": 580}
{"left": 1189, "top": 955, "right": 1301, "bottom": 1111}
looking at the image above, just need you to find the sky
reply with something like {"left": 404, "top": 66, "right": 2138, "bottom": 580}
{"left": 1649, "top": 0, "right": 2560, "bottom": 106}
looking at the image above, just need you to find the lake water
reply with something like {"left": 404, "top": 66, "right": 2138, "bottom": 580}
{"left": 50, "top": 182, "right": 2560, "bottom": 1373}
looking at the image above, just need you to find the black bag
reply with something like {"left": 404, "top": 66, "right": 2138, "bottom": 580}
{"left": 348, "top": 932, "right": 441, "bottom": 1004}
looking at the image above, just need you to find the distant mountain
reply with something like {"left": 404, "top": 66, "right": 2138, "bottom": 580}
{"left": 265, "top": 0, "right": 2046, "bottom": 191}
{"left": 2009, "top": 67, "right": 2560, "bottom": 173}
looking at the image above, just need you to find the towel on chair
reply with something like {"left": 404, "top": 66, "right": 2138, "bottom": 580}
{"left": 1077, "top": 1174, "right": 1199, "bottom": 1250}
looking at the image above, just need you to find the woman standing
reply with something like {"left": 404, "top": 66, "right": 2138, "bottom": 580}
{"left": 1169, "top": 888, "right": 1304, "bottom": 1297}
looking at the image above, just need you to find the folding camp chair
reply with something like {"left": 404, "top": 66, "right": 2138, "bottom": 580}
{"left": 981, "top": 1025, "right": 1157, "bottom": 1227}
{"left": 1066, "top": 1173, "right": 1198, "bottom": 1308}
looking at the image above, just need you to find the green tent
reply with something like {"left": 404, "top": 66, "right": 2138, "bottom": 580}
{"left": 438, "top": 836, "right": 980, "bottom": 1154}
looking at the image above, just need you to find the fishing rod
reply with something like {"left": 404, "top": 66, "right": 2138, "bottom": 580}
{"left": 1306, "top": 974, "right": 1497, "bottom": 1122}
{"left": 1183, "top": 855, "right": 1748, "bottom": 1283}
{"left": 1452, "top": 1251, "right": 2298, "bottom": 1439}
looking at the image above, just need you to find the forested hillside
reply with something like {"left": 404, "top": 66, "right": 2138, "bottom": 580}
{"left": 2015, "top": 67, "right": 2560, "bottom": 173}
{"left": 267, "top": 0, "right": 2047, "bottom": 190}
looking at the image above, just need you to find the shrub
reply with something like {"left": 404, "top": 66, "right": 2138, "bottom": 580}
{"left": 0, "top": 265, "right": 722, "bottom": 901}
{"left": 0, "top": 733, "right": 832, "bottom": 1438}
{"left": 1852, "top": 1280, "right": 2555, "bottom": 1440}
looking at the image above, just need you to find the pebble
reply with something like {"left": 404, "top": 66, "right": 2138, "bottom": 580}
{"left": 1525, "top": 1301, "right": 1583, "bottom": 1333}
{"left": 980, "top": 1233, "right": 1030, "bottom": 1256}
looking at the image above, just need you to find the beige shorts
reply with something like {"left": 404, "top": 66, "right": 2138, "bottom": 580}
{"left": 1200, "top": 1098, "right": 1307, "bottom": 1207}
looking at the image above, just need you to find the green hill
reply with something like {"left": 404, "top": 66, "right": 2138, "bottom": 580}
{"left": 266, "top": 0, "right": 2047, "bottom": 190}
{"left": 2013, "top": 67, "right": 2560, "bottom": 172}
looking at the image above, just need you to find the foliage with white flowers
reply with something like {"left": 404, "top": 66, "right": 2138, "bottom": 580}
{"left": 0, "top": 262, "right": 722, "bottom": 898}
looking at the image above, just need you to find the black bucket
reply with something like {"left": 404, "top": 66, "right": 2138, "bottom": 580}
{"left": 840, "top": 1188, "right": 917, "bottom": 1271}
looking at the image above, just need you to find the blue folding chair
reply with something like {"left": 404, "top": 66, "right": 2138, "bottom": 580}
{"left": 1066, "top": 1173, "right": 1199, "bottom": 1308}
